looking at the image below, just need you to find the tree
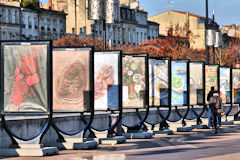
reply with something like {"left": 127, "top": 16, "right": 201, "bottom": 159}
{"left": 21, "top": 0, "right": 40, "bottom": 9}
{"left": 54, "top": 36, "right": 108, "bottom": 51}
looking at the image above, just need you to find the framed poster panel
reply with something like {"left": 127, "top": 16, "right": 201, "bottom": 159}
{"left": 52, "top": 47, "right": 93, "bottom": 112}
{"left": 220, "top": 67, "right": 231, "bottom": 104}
{"left": 232, "top": 68, "right": 240, "bottom": 104}
{"left": 205, "top": 65, "right": 219, "bottom": 103}
{"left": 122, "top": 54, "right": 148, "bottom": 108}
{"left": 149, "top": 58, "right": 170, "bottom": 107}
{"left": 94, "top": 51, "right": 121, "bottom": 110}
{"left": 189, "top": 62, "right": 204, "bottom": 105}
{"left": 0, "top": 41, "right": 51, "bottom": 114}
{"left": 171, "top": 60, "right": 188, "bottom": 106}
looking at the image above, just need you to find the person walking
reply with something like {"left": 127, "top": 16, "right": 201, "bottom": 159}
{"left": 209, "top": 92, "right": 223, "bottom": 133}
{"left": 207, "top": 86, "right": 215, "bottom": 128}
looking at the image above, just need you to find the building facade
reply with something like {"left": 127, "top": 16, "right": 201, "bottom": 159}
{"left": 44, "top": 0, "right": 159, "bottom": 46}
{"left": 0, "top": 1, "right": 66, "bottom": 40}
{"left": 222, "top": 24, "right": 240, "bottom": 38}
{"left": 148, "top": 10, "right": 207, "bottom": 49}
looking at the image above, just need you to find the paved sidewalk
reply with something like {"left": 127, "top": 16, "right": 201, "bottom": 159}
{"left": 1, "top": 119, "right": 240, "bottom": 160}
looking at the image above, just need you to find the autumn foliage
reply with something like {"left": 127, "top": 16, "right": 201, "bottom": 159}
{"left": 54, "top": 36, "right": 108, "bottom": 51}
{"left": 54, "top": 28, "right": 240, "bottom": 67}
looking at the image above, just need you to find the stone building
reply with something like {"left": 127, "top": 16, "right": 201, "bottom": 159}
{"left": 148, "top": 10, "right": 208, "bottom": 49}
{"left": 0, "top": 1, "right": 21, "bottom": 40}
{"left": 43, "top": 0, "right": 159, "bottom": 46}
{"left": 222, "top": 24, "right": 240, "bottom": 38}
{"left": 0, "top": 0, "right": 66, "bottom": 40}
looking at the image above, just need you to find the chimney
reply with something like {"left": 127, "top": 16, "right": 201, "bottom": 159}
{"left": 48, "top": 0, "right": 52, "bottom": 10}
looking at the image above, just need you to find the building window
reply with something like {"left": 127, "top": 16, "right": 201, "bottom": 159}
{"left": 128, "top": 29, "right": 131, "bottom": 43}
{"left": 34, "top": 18, "right": 38, "bottom": 30}
{"left": 123, "top": 28, "right": 125, "bottom": 44}
{"left": 198, "top": 18, "right": 205, "bottom": 24}
{"left": 117, "top": 27, "right": 120, "bottom": 41}
{"left": 72, "top": 28, "right": 75, "bottom": 34}
{"left": 8, "top": 9, "right": 12, "bottom": 23}
{"left": 113, "top": 27, "right": 116, "bottom": 42}
{"left": 15, "top": 10, "right": 18, "bottom": 24}
{"left": 28, "top": 16, "right": 32, "bottom": 29}
{"left": 137, "top": 32, "right": 139, "bottom": 44}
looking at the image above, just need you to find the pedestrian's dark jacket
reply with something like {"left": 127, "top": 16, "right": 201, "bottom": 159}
{"left": 207, "top": 90, "right": 215, "bottom": 102}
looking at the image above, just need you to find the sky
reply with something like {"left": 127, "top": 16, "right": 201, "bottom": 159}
{"left": 138, "top": 0, "right": 240, "bottom": 27}
{"left": 40, "top": 0, "right": 240, "bottom": 26}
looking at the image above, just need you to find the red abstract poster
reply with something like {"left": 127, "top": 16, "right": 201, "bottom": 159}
{"left": 53, "top": 48, "right": 92, "bottom": 112}
{"left": 3, "top": 43, "right": 48, "bottom": 113}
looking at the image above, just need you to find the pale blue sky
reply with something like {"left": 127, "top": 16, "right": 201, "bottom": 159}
{"left": 138, "top": 0, "right": 240, "bottom": 26}
{"left": 40, "top": 0, "right": 240, "bottom": 26}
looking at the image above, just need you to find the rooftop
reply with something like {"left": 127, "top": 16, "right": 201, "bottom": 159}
{"left": 150, "top": 10, "right": 206, "bottom": 19}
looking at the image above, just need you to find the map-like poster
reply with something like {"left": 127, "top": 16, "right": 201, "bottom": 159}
{"left": 171, "top": 61, "right": 188, "bottom": 106}
{"left": 220, "top": 67, "right": 231, "bottom": 104}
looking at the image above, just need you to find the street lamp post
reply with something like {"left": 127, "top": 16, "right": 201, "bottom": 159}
{"left": 212, "top": 10, "right": 215, "bottom": 64}
{"left": 205, "top": 0, "right": 209, "bottom": 64}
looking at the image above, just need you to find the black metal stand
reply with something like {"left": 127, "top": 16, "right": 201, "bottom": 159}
{"left": 234, "top": 104, "right": 240, "bottom": 121}
{"left": 122, "top": 107, "right": 150, "bottom": 133}
{"left": 50, "top": 111, "right": 95, "bottom": 141}
{"left": 81, "top": 110, "right": 122, "bottom": 137}
{"left": 1, "top": 114, "right": 50, "bottom": 146}
{"left": 136, "top": 106, "right": 171, "bottom": 131}
{"left": 174, "top": 106, "right": 190, "bottom": 126}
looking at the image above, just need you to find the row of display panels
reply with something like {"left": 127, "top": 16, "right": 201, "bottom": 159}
{"left": 0, "top": 41, "right": 239, "bottom": 114}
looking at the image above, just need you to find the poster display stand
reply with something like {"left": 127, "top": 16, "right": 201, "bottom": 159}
{"left": 169, "top": 60, "right": 191, "bottom": 132}
{"left": 47, "top": 47, "right": 97, "bottom": 150}
{"left": 188, "top": 62, "right": 208, "bottom": 129}
{"left": 232, "top": 68, "right": 240, "bottom": 121}
{"left": 219, "top": 67, "right": 233, "bottom": 123}
{"left": 121, "top": 54, "right": 152, "bottom": 139}
{"left": 141, "top": 57, "right": 172, "bottom": 135}
{"left": 0, "top": 41, "right": 58, "bottom": 156}
{"left": 81, "top": 50, "right": 125, "bottom": 145}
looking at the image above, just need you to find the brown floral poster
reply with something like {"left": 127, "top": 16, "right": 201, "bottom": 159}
{"left": 122, "top": 56, "right": 146, "bottom": 108}
{"left": 3, "top": 43, "right": 48, "bottom": 113}
{"left": 94, "top": 51, "right": 120, "bottom": 110}
{"left": 53, "top": 48, "right": 92, "bottom": 112}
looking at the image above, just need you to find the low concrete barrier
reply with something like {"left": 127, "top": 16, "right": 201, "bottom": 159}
{"left": 0, "top": 106, "right": 237, "bottom": 148}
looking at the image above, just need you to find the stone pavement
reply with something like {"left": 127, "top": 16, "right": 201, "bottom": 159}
{"left": 1, "top": 118, "right": 240, "bottom": 160}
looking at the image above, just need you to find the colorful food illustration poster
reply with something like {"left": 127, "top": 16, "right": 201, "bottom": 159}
{"left": 220, "top": 68, "right": 231, "bottom": 104}
{"left": 53, "top": 48, "right": 91, "bottom": 112}
{"left": 205, "top": 65, "right": 218, "bottom": 103}
{"left": 94, "top": 52, "right": 120, "bottom": 110}
{"left": 149, "top": 59, "right": 169, "bottom": 107}
{"left": 232, "top": 69, "right": 240, "bottom": 104}
{"left": 3, "top": 44, "right": 48, "bottom": 112}
{"left": 122, "top": 56, "right": 146, "bottom": 108}
{"left": 189, "top": 63, "right": 204, "bottom": 105}
{"left": 171, "top": 61, "right": 188, "bottom": 106}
